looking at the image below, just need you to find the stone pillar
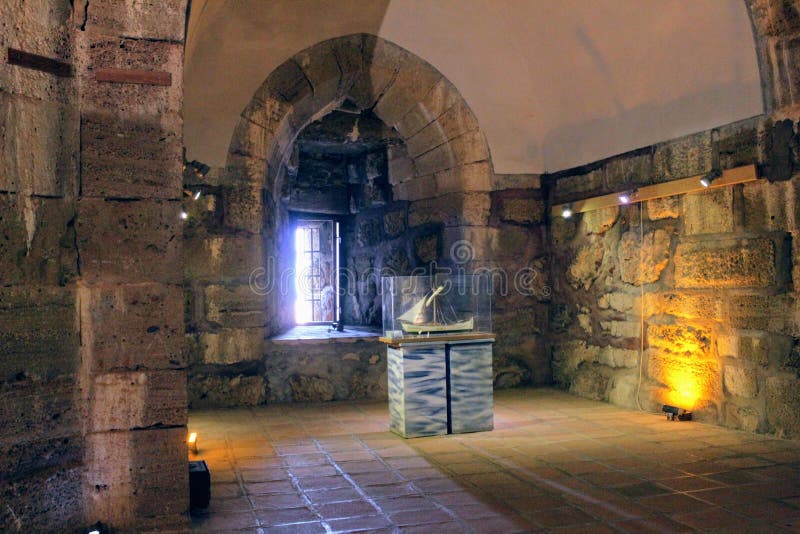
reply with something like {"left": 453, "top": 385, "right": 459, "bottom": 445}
{"left": 73, "top": 1, "right": 189, "bottom": 529}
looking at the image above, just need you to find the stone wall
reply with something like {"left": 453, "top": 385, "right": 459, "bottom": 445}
{"left": 1, "top": 1, "right": 188, "bottom": 531}
{"left": 548, "top": 114, "right": 800, "bottom": 437}
{"left": 184, "top": 34, "right": 552, "bottom": 406}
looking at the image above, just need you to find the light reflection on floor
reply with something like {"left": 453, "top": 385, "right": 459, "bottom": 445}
{"left": 189, "top": 388, "right": 800, "bottom": 533}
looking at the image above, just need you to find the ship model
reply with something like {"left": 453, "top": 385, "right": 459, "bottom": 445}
{"left": 397, "top": 285, "right": 474, "bottom": 335}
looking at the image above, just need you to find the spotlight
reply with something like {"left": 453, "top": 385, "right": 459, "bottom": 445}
{"left": 618, "top": 193, "right": 631, "bottom": 205}
{"left": 662, "top": 404, "right": 692, "bottom": 421}
{"left": 561, "top": 204, "right": 573, "bottom": 219}
{"left": 700, "top": 168, "right": 721, "bottom": 188}
{"left": 193, "top": 190, "right": 201, "bottom": 201}
{"left": 180, "top": 210, "right": 188, "bottom": 220}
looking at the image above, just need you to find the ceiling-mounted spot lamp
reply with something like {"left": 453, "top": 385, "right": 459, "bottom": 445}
{"left": 561, "top": 203, "right": 574, "bottom": 219}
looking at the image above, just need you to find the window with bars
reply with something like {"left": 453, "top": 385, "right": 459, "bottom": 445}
{"left": 294, "top": 219, "right": 337, "bottom": 324}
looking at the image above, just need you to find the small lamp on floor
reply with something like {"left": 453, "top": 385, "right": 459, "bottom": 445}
{"left": 188, "top": 431, "right": 199, "bottom": 454}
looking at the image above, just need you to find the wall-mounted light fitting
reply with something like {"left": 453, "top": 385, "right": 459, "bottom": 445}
{"left": 180, "top": 210, "right": 188, "bottom": 220}
{"left": 550, "top": 164, "right": 759, "bottom": 219}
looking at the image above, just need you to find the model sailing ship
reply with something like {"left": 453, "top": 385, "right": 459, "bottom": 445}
{"left": 397, "top": 285, "right": 474, "bottom": 335}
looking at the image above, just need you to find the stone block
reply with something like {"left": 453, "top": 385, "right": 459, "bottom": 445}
{"left": 435, "top": 162, "right": 493, "bottom": 194}
{"left": 393, "top": 176, "right": 436, "bottom": 201}
{"left": 604, "top": 151, "right": 653, "bottom": 189}
{"left": 765, "top": 375, "right": 800, "bottom": 437}
{"left": 581, "top": 206, "right": 619, "bottom": 234}
{"left": 383, "top": 210, "right": 406, "bottom": 237}
{"left": 294, "top": 40, "right": 342, "bottom": 108}
{"left": 569, "top": 364, "right": 610, "bottom": 401}
{"left": 718, "top": 118, "right": 760, "bottom": 169}
{"left": 84, "top": 0, "right": 186, "bottom": 41}
{"left": 188, "top": 374, "right": 267, "bottom": 408}
{"left": 0, "top": 467, "right": 83, "bottom": 532}
{"left": 185, "top": 234, "right": 264, "bottom": 282}
{"left": 492, "top": 173, "right": 541, "bottom": 191}
{"left": 652, "top": 131, "right": 712, "bottom": 182}
{"left": 263, "top": 58, "right": 312, "bottom": 106}
{"left": 648, "top": 323, "right": 711, "bottom": 354}
{"left": 414, "top": 233, "right": 439, "bottom": 263}
{"left": 554, "top": 168, "right": 603, "bottom": 199}
{"left": 80, "top": 111, "right": 182, "bottom": 199}
{"left": 204, "top": 284, "right": 266, "bottom": 328}
{"left": 396, "top": 77, "right": 462, "bottom": 138}
{"left": 79, "top": 283, "right": 185, "bottom": 372}
{"left": 223, "top": 185, "right": 263, "bottom": 233}
{"left": 499, "top": 197, "right": 545, "bottom": 224}
{"left": 0, "top": 194, "right": 77, "bottom": 286}
{"left": 88, "top": 370, "right": 187, "bottom": 432}
{"left": 350, "top": 36, "right": 406, "bottom": 110}
{"left": 405, "top": 120, "right": 450, "bottom": 159}
{"left": 643, "top": 292, "right": 723, "bottom": 321}
{"left": 200, "top": 328, "right": 264, "bottom": 364}
{"left": 601, "top": 320, "right": 641, "bottom": 339}
{"left": 0, "top": 287, "right": 78, "bottom": 382}
{"left": 748, "top": 0, "right": 800, "bottom": 37}
{"left": 618, "top": 229, "right": 670, "bottom": 285}
{"left": 552, "top": 341, "right": 602, "bottom": 384}
{"left": 387, "top": 145, "right": 416, "bottom": 185}
{"left": 771, "top": 36, "right": 800, "bottom": 110}
{"left": 84, "top": 427, "right": 188, "bottom": 524}
{"left": 742, "top": 179, "right": 797, "bottom": 231}
{"left": 0, "top": 433, "right": 82, "bottom": 484}
{"left": 408, "top": 193, "right": 490, "bottom": 227}
{"left": 413, "top": 130, "right": 488, "bottom": 176}
{"left": 723, "top": 365, "right": 758, "bottom": 398}
{"left": 673, "top": 237, "right": 775, "bottom": 289}
{"left": 725, "top": 293, "right": 793, "bottom": 333}
{"left": 374, "top": 57, "right": 441, "bottom": 128}
{"left": 0, "top": 92, "right": 78, "bottom": 195}
{"left": 76, "top": 198, "right": 182, "bottom": 284}
{"left": 724, "top": 403, "right": 762, "bottom": 433}
{"left": 607, "top": 372, "right": 639, "bottom": 409}
{"left": 568, "top": 241, "right": 606, "bottom": 290}
{"left": 647, "top": 195, "right": 681, "bottom": 220}
{"left": 228, "top": 117, "right": 271, "bottom": 160}
{"left": 0, "top": 377, "right": 80, "bottom": 447}
{"left": 683, "top": 188, "right": 734, "bottom": 235}
{"left": 329, "top": 34, "right": 365, "bottom": 94}
{"left": 442, "top": 225, "right": 535, "bottom": 264}
{"left": 598, "top": 347, "right": 639, "bottom": 368}
{"left": 647, "top": 348, "right": 721, "bottom": 405}
{"left": 716, "top": 331, "right": 788, "bottom": 367}
{"left": 0, "top": 1, "right": 75, "bottom": 104}
{"left": 80, "top": 36, "right": 182, "bottom": 117}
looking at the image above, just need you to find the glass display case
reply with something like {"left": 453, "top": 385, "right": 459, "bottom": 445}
{"left": 381, "top": 274, "right": 492, "bottom": 340}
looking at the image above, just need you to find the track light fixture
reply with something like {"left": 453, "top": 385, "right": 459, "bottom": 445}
{"left": 618, "top": 193, "right": 630, "bottom": 205}
{"left": 700, "top": 168, "right": 721, "bottom": 188}
{"left": 561, "top": 204, "right": 573, "bottom": 219}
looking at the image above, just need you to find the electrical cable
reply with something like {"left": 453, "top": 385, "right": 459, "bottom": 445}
{"left": 635, "top": 201, "right": 645, "bottom": 411}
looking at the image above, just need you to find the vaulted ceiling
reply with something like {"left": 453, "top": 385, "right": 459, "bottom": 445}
{"left": 184, "top": 0, "right": 762, "bottom": 174}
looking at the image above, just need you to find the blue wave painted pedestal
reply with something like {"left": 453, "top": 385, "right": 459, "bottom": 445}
{"left": 385, "top": 337, "right": 494, "bottom": 438}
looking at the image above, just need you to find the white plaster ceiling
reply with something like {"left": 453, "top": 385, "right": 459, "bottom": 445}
{"left": 184, "top": 0, "right": 762, "bottom": 174}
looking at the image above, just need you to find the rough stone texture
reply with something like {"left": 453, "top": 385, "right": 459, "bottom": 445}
{"left": 765, "top": 375, "right": 800, "bottom": 437}
{"left": 647, "top": 195, "right": 681, "bottom": 220}
{"left": 188, "top": 374, "right": 267, "bottom": 408}
{"left": 568, "top": 240, "right": 605, "bottom": 290}
{"left": 499, "top": 197, "right": 545, "bottom": 224}
{"left": 76, "top": 198, "right": 182, "bottom": 284}
{"left": 204, "top": 284, "right": 267, "bottom": 328}
{"left": 185, "top": 234, "right": 264, "bottom": 282}
{"left": 618, "top": 229, "right": 670, "bottom": 285}
{"left": 200, "top": 328, "right": 265, "bottom": 365}
{"left": 582, "top": 206, "right": 619, "bottom": 234}
{"left": 79, "top": 284, "right": 185, "bottom": 372}
{"left": 673, "top": 238, "right": 776, "bottom": 289}
{"left": 723, "top": 365, "right": 759, "bottom": 398}
{"left": 84, "top": 0, "right": 187, "bottom": 41}
{"left": 683, "top": 188, "right": 734, "bottom": 235}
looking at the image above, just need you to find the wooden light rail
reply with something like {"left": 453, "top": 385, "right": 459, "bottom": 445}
{"left": 551, "top": 164, "right": 759, "bottom": 218}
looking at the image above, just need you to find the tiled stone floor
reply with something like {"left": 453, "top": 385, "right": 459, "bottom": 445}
{"left": 189, "top": 388, "right": 800, "bottom": 533}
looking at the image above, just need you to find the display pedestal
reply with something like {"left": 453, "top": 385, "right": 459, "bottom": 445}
{"left": 381, "top": 334, "right": 494, "bottom": 438}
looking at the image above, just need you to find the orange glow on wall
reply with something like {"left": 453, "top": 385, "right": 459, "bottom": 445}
{"left": 663, "top": 368, "right": 702, "bottom": 410}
